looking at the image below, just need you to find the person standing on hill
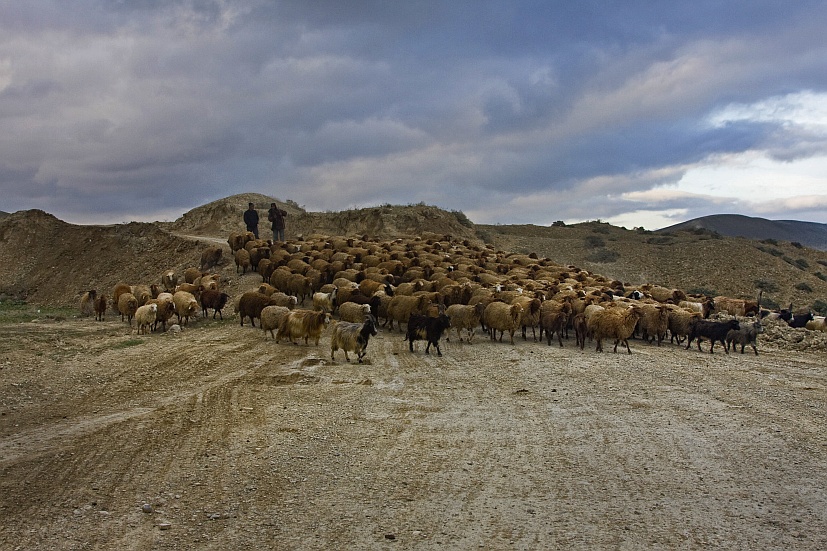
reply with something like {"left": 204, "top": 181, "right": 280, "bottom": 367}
{"left": 268, "top": 202, "right": 288, "bottom": 242}
{"left": 243, "top": 202, "right": 260, "bottom": 238}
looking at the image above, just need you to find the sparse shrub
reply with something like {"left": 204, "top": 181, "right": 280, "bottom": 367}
{"left": 812, "top": 299, "right": 827, "bottom": 316}
{"left": 791, "top": 241, "right": 804, "bottom": 249}
{"left": 551, "top": 220, "right": 566, "bottom": 227}
{"left": 451, "top": 210, "right": 474, "bottom": 228}
{"left": 586, "top": 249, "right": 620, "bottom": 263}
{"left": 756, "top": 245, "right": 784, "bottom": 257}
{"left": 815, "top": 272, "right": 827, "bottom": 282}
{"left": 646, "top": 236, "right": 673, "bottom": 245}
{"left": 795, "top": 258, "right": 810, "bottom": 269}
{"left": 795, "top": 282, "right": 813, "bottom": 292}
{"left": 754, "top": 279, "right": 780, "bottom": 293}
{"left": 688, "top": 287, "right": 717, "bottom": 296}
{"left": 584, "top": 236, "right": 605, "bottom": 249}
{"left": 818, "top": 259, "right": 827, "bottom": 267}
{"left": 761, "top": 238, "right": 779, "bottom": 246}
{"left": 761, "top": 296, "right": 780, "bottom": 310}
{"left": 591, "top": 225, "right": 610, "bottom": 235}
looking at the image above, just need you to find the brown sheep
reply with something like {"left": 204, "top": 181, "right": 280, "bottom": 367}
{"left": 572, "top": 312, "right": 588, "bottom": 350}
{"left": 79, "top": 289, "right": 96, "bottom": 317}
{"left": 172, "top": 291, "right": 200, "bottom": 326}
{"left": 93, "top": 294, "right": 108, "bottom": 322}
{"left": 638, "top": 304, "right": 670, "bottom": 346}
{"left": 183, "top": 267, "right": 201, "bottom": 284}
{"left": 234, "top": 248, "right": 252, "bottom": 274}
{"left": 386, "top": 294, "right": 435, "bottom": 331}
{"left": 237, "top": 291, "right": 278, "bottom": 327}
{"left": 667, "top": 305, "right": 703, "bottom": 344}
{"left": 148, "top": 294, "right": 175, "bottom": 332}
{"left": 117, "top": 292, "right": 138, "bottom": 325}
{"left": 112, "top": 282, "right": 132, "bottom": 312}
{"left": 200, "top": 246, "right": 223, "bottom": 271}
{"left": 445, "top": 303, "right": 485, "bottom": 342}
{"left": 587, "top": 305, "right": 644, "bottom": 354}
{"left": 483, "top": 301, "right": 524, "bottom": 345}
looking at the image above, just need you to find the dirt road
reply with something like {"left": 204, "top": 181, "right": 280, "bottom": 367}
{"left": 1, "top": 314, "right": 826, "bottom": 550}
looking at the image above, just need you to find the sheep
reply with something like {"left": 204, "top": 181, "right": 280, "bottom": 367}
{"left": 228, "top": 230, "right": 255, "bottom": 252}
{"left": 260, "top": 305, "right": 291, "bottom": 339}
{"left": 714, "top": 296, "right": 760, "bottom": 317}
{"left": 805, "top": 316, "right": 827, "bottom": 332}
{"left": 483, "top": 301, "right": 524, "bottom": 345}
{"left": 79, "top": 289, "right": 97, "bottom": 317}
{"left": 572, "top": 312, "right": 588, "bottom": 350}
{"left": 237, "top": 291, "right": 277, "bottom": 327}
{"left": 512, "top": 296, "right": 542, "bottom": 342}
{"left": 93, "top": 294, "right": 108, "bottom": 322}
{"left": 200, "top": 289, "right": 230, "bottom": 319}
{"left": 200, "top": 246, "right": 223, "bottom": 271}
{"left": 268, "top": 292, "right": 299, "bottom": 310}
{"left": 337, "top": 302, "right": 374, "bottom": 323}
{"left": 538, "top": 299, "right": 573, "bottom": 341}
{"left": 386, "top": 294, "right": 435, "bottom": 332}
{"left": 637, "top": 304, "right": 670, "bottom": 346}
{"left": 134, "top": 303, "right": 158, "bottom": 335}
{"left": 276, "top": 309, "right": 331, "bottom": 346}
{"left": 117, "top": 292, "right": 138, "bottom": 325}
{"left": 172, "top": 290, "right": 200, "bottom": 326}
{"left": 405, "top": 313, "right": 452, "bottom": 356}
{"left": 183, "top": 267, "right": 201, "bottom": 284}
{"left": 679, "top": 298, "right": 715, "bottom": 319}
{"left": 330, "top": 316, "right": 379, "bottom": 363}
{"left": 131, "top": 284, "right": 152, "bottom": 307}
{"left": 647, "top": 286, "right": 687, "bottom": 304}
{"left": 112, "top": 282, "right": 132, "bottom": 312}
{"left": 148, "top": 294, "right": 175, "bottom": 332}
{"left": 726, "top": 320, "right": 764, "bottom": 355}
{"left": 587, "top": 305, "right": 644, "bottom": 354}
{"left": 540, "top": 308, "right": 568, "bottom": 347}
{"left": 312, "top": 287, "right": 338, "bottom": 313}
{"left": 161, "top": 270, "right": 178, "bottom": 292}
{"left": 285, "top": 273, "right": 313, "bottom": 304}
{"left": 667, "top": 306, "right": 702, "bottom": 344}
{"left": 194, "top": 273, "right": 220, "bottom": 291}
{"left": 685, "top": 318, "right": 741, "bottom": 354}
{"left": 445, "top": 303, "right": 485, "bottom": 342}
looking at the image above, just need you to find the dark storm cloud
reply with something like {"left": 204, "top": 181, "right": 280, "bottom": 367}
{"left": 0, "top": 1, "right": 826, "bottom": 226}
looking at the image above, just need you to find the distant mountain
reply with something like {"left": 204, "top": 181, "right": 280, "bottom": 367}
{"left": 659, "top": 214, "right": 827, "bottom": 251}
{"left": 0, "top": 211, "right": 9, "bottom": 220}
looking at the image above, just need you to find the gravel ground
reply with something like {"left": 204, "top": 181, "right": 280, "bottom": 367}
{"left": 1, "top": 313, "right": 826, "bottom": 550}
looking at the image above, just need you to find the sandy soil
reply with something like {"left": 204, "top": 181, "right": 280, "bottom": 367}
{"left": 1, "top": 310, "right": 826, "bottom": 550}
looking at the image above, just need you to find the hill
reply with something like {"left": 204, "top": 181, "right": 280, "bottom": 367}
{"left": 659, "top": 214, "right": 827, "bottom": 251}
{"left": 1, "top": 196, "right": 827, "bottom": 313}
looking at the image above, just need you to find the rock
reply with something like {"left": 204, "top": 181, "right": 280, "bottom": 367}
{"left": 141, "top": 503, "right": 153, "bottom": 513}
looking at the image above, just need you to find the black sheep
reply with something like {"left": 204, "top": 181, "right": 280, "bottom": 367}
{"left": 686, "top": 318, "right": 741, "bottom": 354}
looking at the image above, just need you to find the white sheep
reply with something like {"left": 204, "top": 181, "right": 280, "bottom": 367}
{"left": 135, "top": 303, "right": 158, "bottom": 335}
{"left": 260, "top": 305, "right": 291, "bottom": 339}
{"left": 337, "top": 302, "right": 373, "bottom": 323}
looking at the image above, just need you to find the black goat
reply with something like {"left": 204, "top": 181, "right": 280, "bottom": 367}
{"left": 788, "top": 311, "right": 814, "bottom": 328}
{"left": 686, "top": 318, "right": 741, "bottom": 354}
{"left": 405, "top": 313, "right": 451, "bottom": 356}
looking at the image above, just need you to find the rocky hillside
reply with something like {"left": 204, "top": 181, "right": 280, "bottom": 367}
{"left": 2, "top": 194, "right": 827, "bottom": 313}
{"left": 660, "top": 214, "right": 827, "bottom": 251}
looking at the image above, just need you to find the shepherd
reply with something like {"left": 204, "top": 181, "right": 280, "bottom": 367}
{"left": 268, "top": 202, "right": 288, "bottom": 242}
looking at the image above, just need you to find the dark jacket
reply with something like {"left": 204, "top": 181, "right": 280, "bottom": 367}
{"left": 268, "top": 207, "right": 287, "bottom": 230}
{"left": 243, "top": 208, "right": 259, "bottom": 230}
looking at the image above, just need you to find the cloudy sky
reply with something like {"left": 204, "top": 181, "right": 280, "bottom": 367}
{"left": 2, "top": 1, "right": 827, "bottom": 229}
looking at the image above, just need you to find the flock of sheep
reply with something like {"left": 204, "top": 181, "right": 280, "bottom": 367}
{"left": 77, "top": 230, "right": 827, "bottom": 360}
